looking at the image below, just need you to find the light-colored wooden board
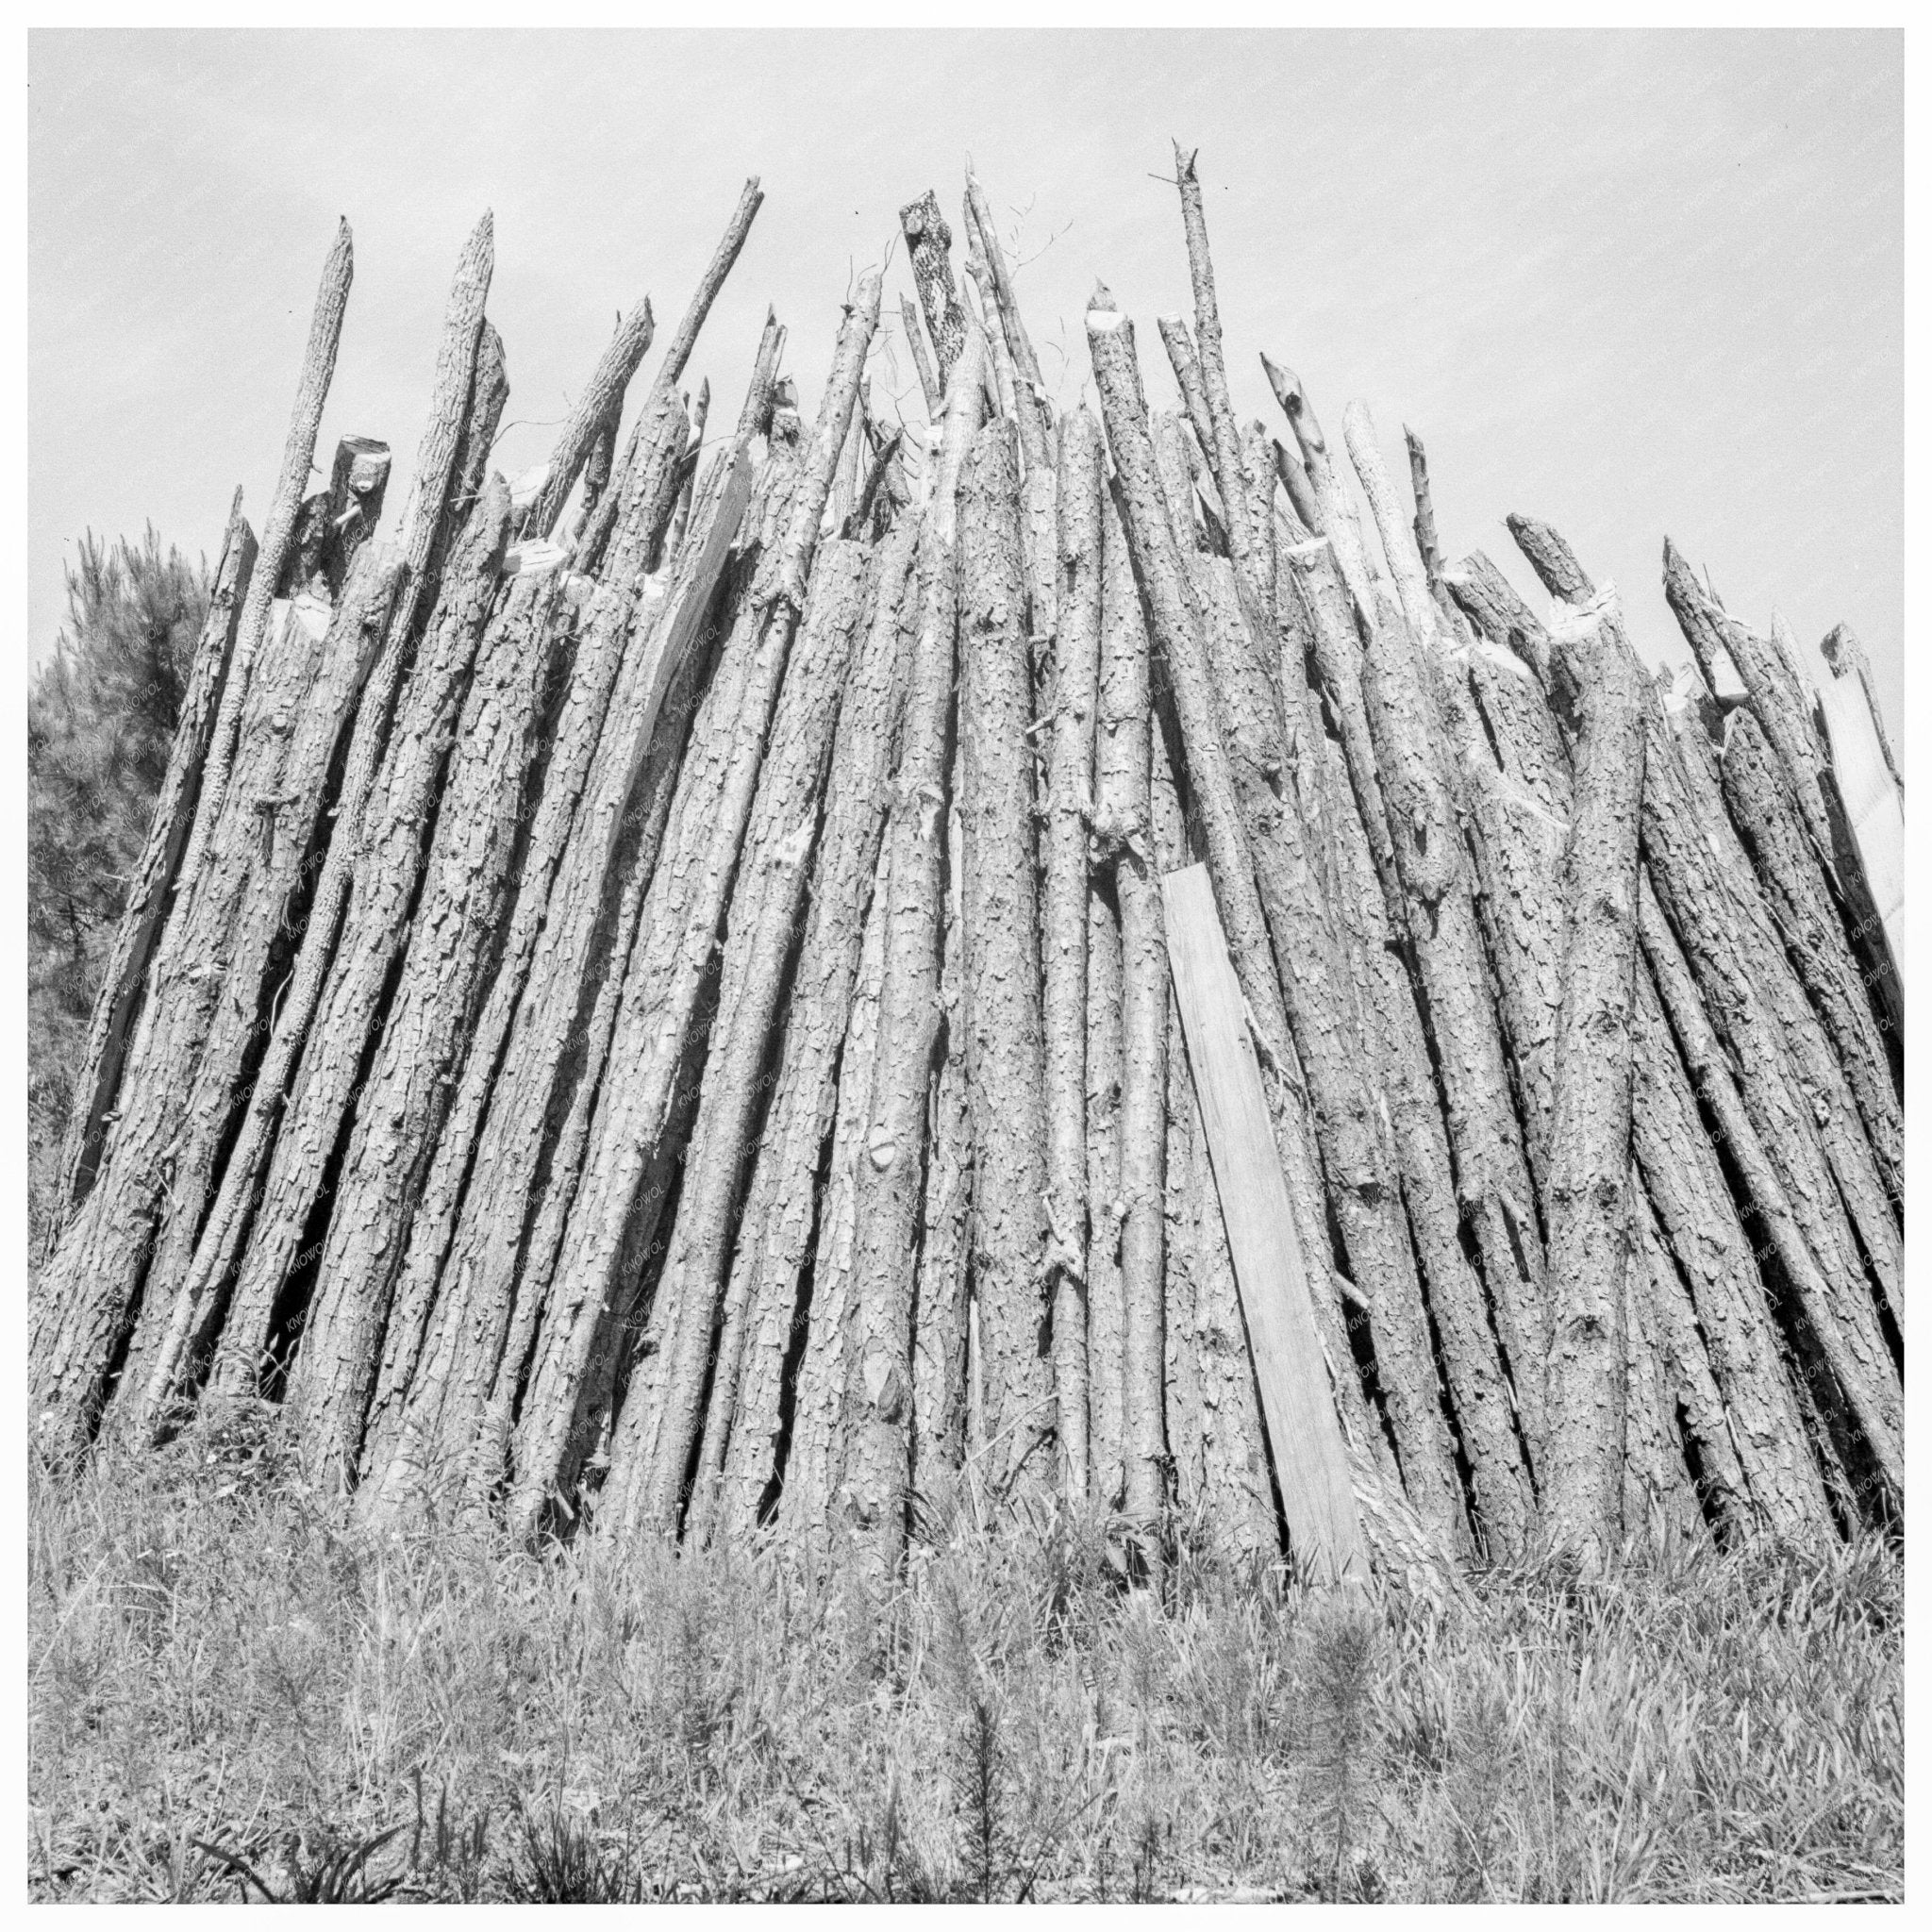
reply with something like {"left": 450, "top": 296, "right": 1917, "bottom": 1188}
{"left": 1161, "top": 861, "right": 1365, "bottom": 1581}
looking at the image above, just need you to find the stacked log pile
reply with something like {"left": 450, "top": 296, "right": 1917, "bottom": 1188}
{"left": 31, "top": 153, "right": 1904, "bottom": 1580}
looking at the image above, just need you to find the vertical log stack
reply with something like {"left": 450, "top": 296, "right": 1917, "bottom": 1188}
{"left": 32, "top": 154, "right": 1903, "bottom": 1579}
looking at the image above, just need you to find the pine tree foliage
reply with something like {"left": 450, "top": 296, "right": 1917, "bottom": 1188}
{"left": 27, "top": 528, "right": 208, "bottom": 1245}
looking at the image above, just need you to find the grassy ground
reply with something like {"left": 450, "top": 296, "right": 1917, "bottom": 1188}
{"left": 28, "top": 1418, "right": 1902, "bottom": 1904}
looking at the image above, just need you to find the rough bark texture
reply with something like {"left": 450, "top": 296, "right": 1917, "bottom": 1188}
{"left": 1191, "top": 556, "right": 1466, "bottom": 1549}
{"left": 509, "top": 275, "right": 883, "bottom": 1536}
{"left": 899, "top": 190, "right": 969, "bottom": 392}
{"left": 957, "top": 417, "right": 1055, "bottom": 1497}
{"left": 1037, "top": 408, "right": 1102, "bottom": 1501}
{"left": 190, "top": 223, "right": 354, "bottom": 865}
{"left": 1662, "top": 538, "right": 1902, "bottom": 1037}
{"left": 35, "top": 551, "right": 394, "bottom": 1452}
{"left": 775, "top": 839, "right": 893, "bottom": 1551}
{"left": 1656, "top": 692, "right": 1903, "bottom": 1334}
{"left": 1089, "top": 296, "right": 1454, "bottom": 1588}
{"left": 1355, "top": 578, "right": 1550, "bottom": 1469}
{"left": 53, "top": 500, "right": 257, "bottom": 1240}
{"left": 1096, "top": 476, "right": 1169, "bottom": 1552}
{"left": 1172, "top": 146, "right": 1269, "bottom": 624}
{"left": 127, "top": 480, "right": 514, "bottom": 1438}
{"left": 522, "top": 295, "right": 656, "bottom": 540}
{"left": 1717, "top": 704, "right": 1901, "bottom": 1198}
{"left": 601, "top": 541, "right": 876, "bottom": 1543}
{"left": 685, "top": 524, "right": 917, "bottom": 1544}
{"left": 1538, "top": 591, "right": 1646, "bottom": 1553}
{"left": 1638, "top": 874, "right": 1902, "bottom": 1504}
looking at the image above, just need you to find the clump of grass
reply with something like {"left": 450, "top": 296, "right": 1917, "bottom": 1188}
{"left": 27, "top": 1432, "right": 1903, "bottom": 1902}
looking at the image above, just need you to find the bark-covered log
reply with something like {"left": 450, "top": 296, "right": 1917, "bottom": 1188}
{"left": 899, "top": 190, "right": 969, "bottom": 392}
{"left": 1318, "top": 724, "right": 1535, "bottom": 1557}
{"left": 1088, "top": 294, "right": 1454, "bottom": 1579}
{"left": 1538, "top": 591, "right": 1646, "bottom": 1553}
{"left": 1662, "top": 538, "right": 1903, "bottom": 1036}
{"left": 32, "top": 544, "right": 402, "bottom": 1452}
{"left": 366, "top": 436, "right": 755, "bottom": 1514}
{"left": 507, "top": 275, "right": 884, "bottom": 1536}
{"left": 910, "top": 787, "right": 974, "bottom": 1507}
{"left": 774, "top": 837, "right": 894, "bottom": 1552}
{"left": 1445, "top": 546, "right": 1834, "bottom": 1541}
{"left": 681, "top": 525, "right": 918, "bottom": 1544}
{"left": 573, "top": 180, "right": 764, "bottom": 573}
{"left": 521, "top": 295, "right": 656, "bottom": 541}
{"left": 1719, "top": 704, "right": 1901, "bottom": 1198}
{"left": 52, "top": 498, "right": 257, "bottom": 1241}
{"left": 963, "top": 165, "right": 1053, "bottom": 469}
{"left": 1351, "top": 575, "right": 1550, "bottom": 1466}
{"left": 1191, "top": 556, "right": 1466, "bottom": 1547}
{"left": 956, "top": 415, "right": 1055, "bottom": 1497}
{"left": 598, "top": 541, "right": 878, "bottom": 1542}
{"left": 1638, "top": 872, "right": 1902, "bottom": 1503}
{"left": 1259, "top": 352, "right": 1376, "bottom": 608}
{"left": 1034, "top": 407, "right": 1102, "bottom": 1502}
{"left": 1657, "top": 691, "right": 1903, "bottom": 1333}
{"left": 189, "top": 222, "right": 354, "bottom": 865}
{"left": 1103, "top": 486, "right": 1170, "bottom": 1557}
{"left": 126, "top": 479, "right": 515, "bottom": 1439}
{"left": 1171, "top": 146, "right": 1269, "bottom": 625}
{"left": 900, "top": 294, "right": 941, "bottom": 421}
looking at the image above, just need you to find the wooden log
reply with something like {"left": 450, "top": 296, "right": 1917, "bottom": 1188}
{"left": 1191, "top": 555, "right": 1466, "bottom": 1547}
{"left": 1403, "top": 427, "right": 1442, "bottom": 587}
{"left": 126, "top": 479, "right": 515, "bottom": 1440}
{"left": 1664, "top": 696, "right": 1904, "bottom": 1333}
{"left": 1171, "top": 145, "right": 1270, "bottom": 625}
{"left": 508, "top": 275, "right": 883, "bottom": 1537}
{"left": 1317, "top": 723, "right": 1535, "bottom": 1557}
{"left": 32, "top": 544, "right": 401, "bottom": 1452}
{"left": 899, "top": 189, "right": 969, "bottom": 392}
{"left": 1639, "top": 867, "right": 1901, "bottom": 1501}
{"left": 1445, "top": 547, "right": 1834, "bottom": 1541}
{"left": 1538, "top": 590, "right": 1646, "bottom": 1554}
{"left": 379, "top": 437, "right": 753, "bottom": 1507}
{"left": 709, "top": 335, "right": 986, "bottom": 1544}
{"left": 1352, "top": 575, "right": 1551, "bottom": 1466}
{"left": 962, "top": 165, "right": 1054, "bottom": 468}
{"left": 956, "top": 415, "right": 1055, "bottom": 1497}
{"left": 1163, "top": 864, "right": 1365, "bottom": 1582}
{"left": 773, "top": 834, "right": 894, "bottom": 1554}
{"left": 125, "top": 229, "right": 502, "bottom": 1434}
{"left": 1095, "top": 469, "right": 1170, "bottom": 1557}
{"left": 573, "top": 179, "right": 764, "bottom": 572}
{"left": 1341, "top": 400, "right": 1442, "bottom": 662}
{"left": 522, "top": 295, "right": 656, "bottom": 541}
{"left": 1662, "top": 537, "right": 1902, "bottom": 1032}
{"left": 598, "top": 541, "right": 878, "bottom": 1542}
{"left": 51, "top": 497, "right": 257, "bottom": 1241}
{"left": 1035, "top": 408, "right": 1103, "bottom": 1502}
{"left": 910, "top": 785, "right": 974, "bottom": 1508}
{"left": 188, "top": 222, "right": 353, "bottom": 866}
{"left": 1154, "top": 316, "right": 1219, "bottom": 494}
{"left": 1259, "top": 353, "right": 1376, "bottom": 608}
{"left": 681, "top": 523, "right": 918, "bottom": 1544}
{"left": 1719, "top": 703, "right": 1901, "bottom": 1196}
{"left": 900, "top": 294, "right": 941, "bottom": 421}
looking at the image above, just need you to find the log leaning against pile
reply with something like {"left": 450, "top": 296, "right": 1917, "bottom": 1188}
{"left": 31, "top": 153, "right": 1904, "bottom": 1586}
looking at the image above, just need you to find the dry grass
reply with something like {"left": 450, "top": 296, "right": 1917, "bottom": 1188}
{"left": 28, "top": 1420, "right": 1902, "bottom": 1904}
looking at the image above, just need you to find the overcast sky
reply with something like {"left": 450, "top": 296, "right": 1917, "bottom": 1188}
{"left": 29, "top": 29, "right": 1901, "bottom": 735}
